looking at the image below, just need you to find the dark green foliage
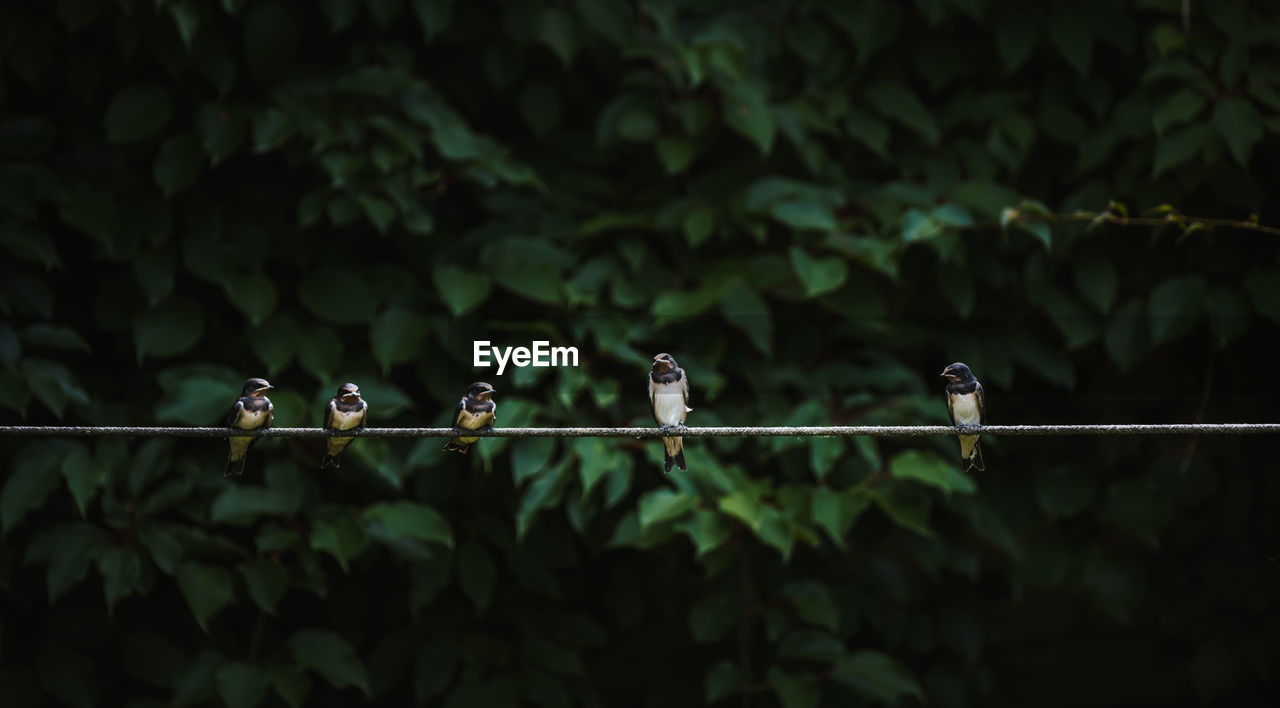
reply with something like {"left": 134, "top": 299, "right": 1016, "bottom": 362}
{"left": 3, "top": 1, "right": 1280, "bottom": 706}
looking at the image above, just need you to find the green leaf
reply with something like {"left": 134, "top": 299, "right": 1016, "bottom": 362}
{"left": 868, "top": 486, "right": 932, "bottom": 537}
{"left": 682, "top": 204, "right": 715, "bottom": 246}
{"left": 512, "top": 438, "right": 557, "bottom": 484}
{"left": 1014, "top": 219, "right": 1052, "bottom": 249}
{"left": 224, "top": 273, "right": 277, "bottom": 326}
{"left": 655, "top": 136, "right": 695, "bottom": 173}
{"left": 1047, "top": 7, "right": 1091, "bottom": 74}
{"left": 480, "top": 238, "right": 569, "bottom": 305}
{"left": 1152, "top": 123, "right": 1210, "bottom": 176}
{"left": 865, "top": 82, "right": 939, "bottom": 145}
{"left": 831, "top": 650, "right": 924, "bottom": 703}
{"left": 704, "top": 660, "right": 745, "bottom": 704}
{"left": 250, "top": 313, "right": 297, "bottom": 375}
{"left": 788, "top": 247, "right": 848, "bottom": 297}
{"left": 768, "top": 668, "right": 820, "bottom": 708}
{"left": 718, "top": 490, "right": 764, "bottom": 529}
{"left": 60, "top": 443, "right": 104, "bottom": 517}
{"left": 673, "top": 509, "right": 731, "bottom": 557}
{"left": 28, "top": 522, "right": 100, "bottom": 602}
{"left": 23, "top": 359, "right": 91, "bottom": 417}
{"left": 722, "top": 82, "right": 775, "bottom": 153}
{"left": 104, "top": 85, "right": 172, "bottom": 144}
{"left": 216, "top": 662, "right": 270, "bottom": 708}
{"left": 771, "top": 200, "right": 837, "bottom": 231}
{"left": 270, "top": 665, "right": 311, "bottom": 708}
{"left": 845, "top": 108, "right": 890, "bottom": 156}
{"left": 357, "top": 194, "right": 396, "bottom": 233}
{"left": 98, "top": 546, "right": 142, "bottom": 611}
{"left": 637, "top": 489, "right": 696, "bottom": 528}
{"left": 1152, "top": 87, "right": 1206, "bottom": 135}
{"left": 889, "top": 450, "right": 975, "bottom": 496}
{"left": 0, "top": 221, "right": 60, "bottom": 269}
{"left": 719, "top": 280, "right": 772, "bottom": 354}
{"left": 1147, "top": 275, "right": 1206, "bottom": 344}
{"left": 297, "top": 268, "right": 378, "bottom": 325}
{"left": 1213, "top": 96, "right": 1263, "bottom": 165}
{"left": 154, "top": 131, "right": 204, "bottom": 196}
{"left": 810, "top": 486, "right": 868, "bottom": 548}
{"left": 155, "top": 373, "right": 239, "bottom": 424}
{"left": 2, "top": 441, "right": 69, "bottom": 531}
{"left": 1074, "top": 255, "right": 1118, "bottom": 312}
{"left": 197, "top": 102, "right": 249, "bottom": 161}
{"left": 239, "top": 558, "right": 290, "bottom": 613}
{"left": 289, "top": 629, "right": 371, "bottom": 696}
{"left": 370, "top": 309, "right": 429, "bottom": 375}
{"left": 431, "top": 263, "right": 492, "bottom": 316}
{"left": 782, "top": 580, "right": 840, "bottom": 632}
{"left": 362, "top": 501, "right": 454, "bottom": 551}
{"left": 133, "top": 297, "right": 205, "bottom": 362}
{"left": 457, "top": 540, "right": 496, "bottom": 611}
{"left": 808, "top": 437, "right": 843, "bottom": 480}
{"left": 1245, "top": 268, "right": 1280, "bottom": 326}
{"left": 176, "top": 563, "right": 234, "bottom": 632}
{"left": 310, "top": 515, "right": 370, "bottom": 573}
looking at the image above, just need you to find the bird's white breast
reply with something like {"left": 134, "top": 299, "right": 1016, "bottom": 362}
{"left": 652, "top": 384, "right": 686, "bottom": 426}
{"left": 330, "top": 406, "right": 364, "bottom": 431}
{"left": 235, "top": 407, "right": 269, "bottom": 430}
{"left": 951, "top": 393, "right": 981, "bottom": 425}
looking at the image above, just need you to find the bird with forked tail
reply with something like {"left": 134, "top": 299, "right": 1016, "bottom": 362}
{"left": 940, "top": 362, "right": 985, "bottom": 473}
{"left": 443, "top": 382, "right": 496, "bottom": 454}
{"left": 648, "top": 353, "right": 691, "bottom": 473}
{"left": 321, "top": 382, "right": 368, "bottom": 469}
{"left": 225, "top": 377, "right": 273, "bottom": 476}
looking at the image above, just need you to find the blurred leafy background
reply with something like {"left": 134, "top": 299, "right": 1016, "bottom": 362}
{"left": 3, "top": 0, "right": 1280, "bottom": 706}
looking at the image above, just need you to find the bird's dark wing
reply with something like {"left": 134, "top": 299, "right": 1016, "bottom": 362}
{"left": 323, "top": 399, "right": 336, "bottom": 429}
{"left": 356, "top": 401, "right": 369, "bottom": 429}
{"left": 450, "top": 399, "right": 465, "bottom": 427}
{"left": 679, "top": 368, "right": 690, "bottom": 407}
{"left": 227, "top": 399, "right": 245, "bottom": 427}
{"left": 945, "top": 391, "right": 956, "bottom": 425}
{"left": 265, "top": 400, "right": 274, "bottom": 429}
{"left": 487, "top": 402, "right": 496, "bottom": 427}
{"left": 976, "top": 382, "right": 985, "bottom": 424}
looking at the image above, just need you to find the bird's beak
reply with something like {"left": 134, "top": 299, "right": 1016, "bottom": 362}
{"left": 259, "top": 384, "right": 274, "bottom": 391}
{"left": 939, "top": 369, "right": 951, "bottom": 378}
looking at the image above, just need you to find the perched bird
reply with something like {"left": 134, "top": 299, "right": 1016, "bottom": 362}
{"left": 443, "top": 382, "right": 497, "bottom": 454}
{"left": 225, "top": 377, "right": 274, "bottom": 476}
{"left": 940, "top": 362, "right": 985, "bottom": 472}
{"left": 648, "top": 352, "right": 691, "bottom": 473}
{"left": 320, "top": 382, "right": 368, "bottom": 469}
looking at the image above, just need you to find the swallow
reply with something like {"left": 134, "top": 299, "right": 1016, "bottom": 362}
{"left": 443, "top": 382, "right": 496, "bottom": 454}
{"left": 940, "top": 362, "right": 985, "bottom": 472}
{"left": 225, "top": 377, "right": 274, "bottom": 476}
{"left": 320, "top": 382, "right": 368, "bottom": 469}
{"left": 648, "top": 353, "right": 691, "bottom": 473}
